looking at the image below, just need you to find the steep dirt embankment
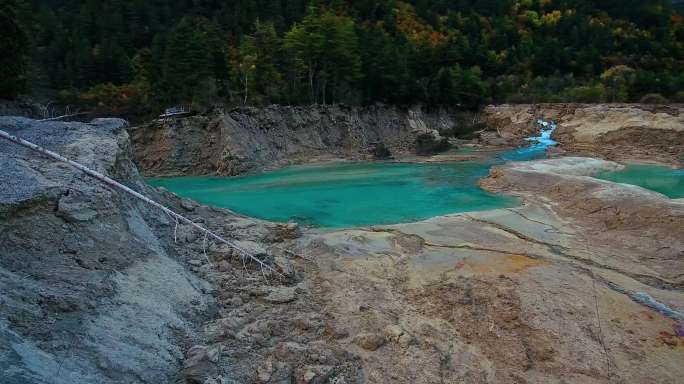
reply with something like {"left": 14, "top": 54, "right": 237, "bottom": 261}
{"left": 130, "top": 105, "right": 457, "bottom": 176}
{"left": 131, "top": 103, "right": 684, "bottom": 178}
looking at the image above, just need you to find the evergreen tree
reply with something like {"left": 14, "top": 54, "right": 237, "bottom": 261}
{"left": 0, "top": 0, "right": 28, "bottom": 99}
{"left": 250, "top": 20, "right": 285, "bottom": 102}
{"left": 161, "top": 17, "right": 215, "bottom": 104}
{"left": 11, "top": 0, "right": 684, "bottom": 110}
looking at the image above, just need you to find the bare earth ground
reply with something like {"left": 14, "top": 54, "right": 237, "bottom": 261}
{"left": 190, "top": 158, "right": 683, "bottom": 384}
{"left": 2, "top": 105, "right": 683, "bottom": 384}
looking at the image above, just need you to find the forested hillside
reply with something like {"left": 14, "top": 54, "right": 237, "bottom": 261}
{"left": 4, "top": 0, "right": 684, "bottom": 115}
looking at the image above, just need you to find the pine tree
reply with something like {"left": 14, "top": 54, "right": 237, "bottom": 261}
{"left": 162, "top": 17, "right": 214, "bottom": 104}
{"left": 0, "top": 0, "right": 28, "bottom": 99}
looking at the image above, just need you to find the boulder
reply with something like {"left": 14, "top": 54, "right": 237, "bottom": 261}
{"left": 353, "top": 333, "right": 386, "bottom": 351}
{"left": 264, "top": 286, "right": 297, "bottom": 304}
{"left": 181, "top": 345, "right": 220, "bottom": 384}
{"left": 56, "top": 193, "right": 98, "bottom": 222}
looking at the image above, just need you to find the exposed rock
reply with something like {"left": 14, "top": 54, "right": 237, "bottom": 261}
{"left": 268, "top": 221, "right": 302, "bottom": 242}
{"left": 181, "top": 345, "right": 220, "bottom": 384}
{"left": 4, "top": 104, "right": 683, "bottom": 384}
{"left": 353, "top": 333, "right": 386, "bottom": 351}
{"left": 256, "top": 357, "right": 274, "bottom": 382}
{"left": 383, "top": 324, "right": 404, "bottom": 342}
{"left": 217, "top": 260, "right": 231, "bottom": 272}
{"left": 0, "top": 117, "right": 215, "bottom": 384}
{"left": 180, "top": 198, "right": 199, "bottom": 211}
{"left": 413, "top": 131, "right": 451, "bottom": 156}
{"left": 264, "top": 286, "right": 297, "bottom": 304}
{"left": 480, "top": 103, "right": 684, "bottom": 165}
{"left": 56, "top": 193, "right": 98, "bottom": 222}
{"left": 176, "top": 223, "right": 199, "bottom": 243}
{"left": 298, "top": 364, "right": 334, "bottom": 384}
{"left": 371, "top": 142, "right": 392, "bottom": 159}
{"left": 274, "top": 256, "right": 295, "bottom": 277}
{"left": 299, "top": 156, "right": 683, "bottom": 383}
{"left": 129, "top": 105, "right": 459, "bottom": 176}
{"left": 553, "top": 105, "right": 684, "bottom": 165}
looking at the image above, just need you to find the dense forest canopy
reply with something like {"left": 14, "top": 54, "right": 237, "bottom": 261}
{"left": 3, "top": 0, "right": 684, "bottom": 115}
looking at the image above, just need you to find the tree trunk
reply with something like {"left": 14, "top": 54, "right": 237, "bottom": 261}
{"left": 322, "top": 79, "right": 327, "bottom": 106}
{"left": 243, "top": 73, "right": 249, "bottom": 105}
{"left": 308, "top": 65, "right": 315, "bottom": 104}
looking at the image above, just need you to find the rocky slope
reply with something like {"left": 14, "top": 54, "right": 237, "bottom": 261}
{"left": 482, "top": 103, "right": 684, "bottom": 165}
{"left": 129, "top": 105, "right": 456, "bottom": 176}
{"left": 0, "top": 117, "right": 313, "bottom": 383}
{"left": 0, "top": 117, "right": 369, "bottom": 384}
{"left": 130, "top": 103, "right": 684, "bottom": 178}
{"left": 0, "top": 117, "right": 218, "bottom": 383}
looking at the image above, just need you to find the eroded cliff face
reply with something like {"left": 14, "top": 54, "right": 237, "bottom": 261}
{"left": 553, "top": 105, "right": 684, "bottom": 165}
{"left": 129, "top": 105, "right": 456, "bottom": 176}
{"left": 131, "top": 103, "right": 684, "bottom": 179}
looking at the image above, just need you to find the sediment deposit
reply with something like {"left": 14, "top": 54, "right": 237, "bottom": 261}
{"left": 2, "top": 103, "right": 683, "bottom": 383}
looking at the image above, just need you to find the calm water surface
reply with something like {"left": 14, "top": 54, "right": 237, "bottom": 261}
{"left": 595, "top": 164, "right": 684, "bottom": 198}
{"left": 149, "top": 160, "right": 519, "bottom": 227}
{"left": 148, "top": 123, "right": 565, "bottom": 227}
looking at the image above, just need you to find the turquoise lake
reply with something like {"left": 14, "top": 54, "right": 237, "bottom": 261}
{"left": 147, "top": 123, "right": 565, "bottom": 228}
{"left": 148, "top": 160, "right": 519, "bottom": 228}
{"left": 595, "top": 164, "right": 684, "bottom": 198}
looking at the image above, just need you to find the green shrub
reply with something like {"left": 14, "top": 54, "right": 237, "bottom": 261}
{"left": 563, "top": 84, "right": 606, "bottom": 103}
{"left": 672, "top": 91, "right": 684, "bottom": 103}
{"left": 639, "top": 93, "right": 669, "bottom": 104}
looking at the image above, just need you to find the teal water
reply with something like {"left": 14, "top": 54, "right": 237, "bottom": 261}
{"left": 595, "top": 164, "right": 684, "bottom": 198}
{"left": 148, "top": 122, "right": 561, "bottom": 228}
{"left": 148, "top": 160, "right": 519, "bottom": 228}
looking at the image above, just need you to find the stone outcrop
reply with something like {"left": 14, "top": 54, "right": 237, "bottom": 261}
{"left": 129, "top": 105, "right": 457, "bottom": 176}
{"left": 482, "top": 103, "right": 684, "bottom": 165}
{"left": 0, "top": 117, "right": 218, "bottom": 384}
{"left": 553, "top": 105, "right": 684, "bottom": 165}
{"left": 0, "top": 116, "right": 364, "bottom": 384}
